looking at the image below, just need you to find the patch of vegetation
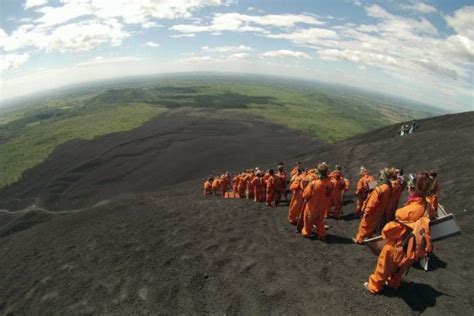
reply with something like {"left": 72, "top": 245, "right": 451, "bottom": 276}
{"left": 0, "top": 104, "right": 166, "bottom": 187}
{"left": 0, "top": 76, "right": 433, "bottom": 188}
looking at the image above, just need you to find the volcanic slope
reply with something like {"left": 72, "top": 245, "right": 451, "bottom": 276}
{"left": 0, "top": 110, "right": 473, "bottom": 314}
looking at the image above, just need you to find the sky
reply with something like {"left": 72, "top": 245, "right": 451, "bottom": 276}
{"left": 0, "top": 0, "right": 473, "bottom": 112}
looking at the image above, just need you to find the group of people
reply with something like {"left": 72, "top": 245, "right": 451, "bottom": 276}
{"left": 400, "top": 119, "right": 418, "bottom": 136}
{"left": 203, "top": 162, "right": 440, "bottom": 295}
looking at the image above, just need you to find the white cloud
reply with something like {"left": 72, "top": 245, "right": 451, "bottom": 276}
{"left": 229, "top": 52, "right": 249, "bottom": 59}
{"left": 399, "top": 2, "right": 437, "bottom": 14}
{"left": 170, "top": 33, "right": 196, "bottom": 38}
{"left": 145, "top": 41, "right": 160, "bottom": 47}
{"left": 0, "top": 18, "right": 128, "bottom": 53}
{"left": 75, "top": 55, "right": 142, "bottom": 67}
{"left": 365, "top": 4, "right": 438, "bottom": 35}
{"left": 32, "top": 0, "right": 229, "bottom": 28}
{"left": 170, "top": 13, "right": 324, "bottom": 35}
{"left": 318, "top": 49, "right": 397, "bottom": 66}
{"left": 442, "top": 34, "right": 474, "bottom": 62}
{"left": 0, "top": 53, "right": 30, "bottom": 71}
{"left": 260, "top": 50, "right": 311, "bottom": 59}
{"left": 177, "top": 51, "right": 251, "bottom": 64}
{"left": 265, "top": 27, "right": 339, "bottom": 46}
{"left": 1, "top": 0, "right": 229, "bottom": 55}
{"left": 200, "top": 45, "right": 252, "bottom": 53}
{"left": 445, "top": 6, "right": 474, "bottom": 40}
{"left": 40, "top": 19, "right": 129, "bottom": 52}
{"left": 23, "top": 0, "right": 47, "bottom": 10}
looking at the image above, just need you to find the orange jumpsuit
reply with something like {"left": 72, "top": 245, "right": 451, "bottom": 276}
{"left": 301, "top": 177, "right": 333, "bottom": 238}
{"left": 246, "top": 173, "right": 256, "bottom": 200}
{"left": 277, "top": 171, "right": 288, "bottom": 200}
{"left": 288, "top": 174, "right": 306, "bottom": 224}
{"left": 238, "top": 174, "right": 249, "bottom": 198}
{"left": 251, "top": 177, "right": 266, "bottom": 202}
{"left": 356, "top": 173, "right": 375, "bottom": 216}
{"left": 203, "top": 181, "right": 213, "bottom": 196}
{"left": 232, "top": 175, "right": 240, "bottom": 195}
{"left": 265, "top": 175, "right": 278, "bottom": 207}
{"left": 386, "top": 179, "right": 405, "bottom": 221}
{"left": 354, "top": 182, "right": 392, "bottom": 243}
{"left": 367, "top": 197, "right": 431, "bottom": 293}
{"left": 211, "top": 178, "right": 222, "bottom": 195}
{"left": 221, "top": 177, "right": 229, "bottom": 196}
{"left": 329, "top": 176, "right": 345, "bottom": 218}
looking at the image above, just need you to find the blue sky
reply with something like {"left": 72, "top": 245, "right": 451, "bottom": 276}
{"left": 0, "top": 0, "right": 473, "bottom": 111}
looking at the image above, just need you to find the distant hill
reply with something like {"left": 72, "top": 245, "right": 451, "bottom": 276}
{"left": 0, "top": 75, "right": 438, "bottom": 189}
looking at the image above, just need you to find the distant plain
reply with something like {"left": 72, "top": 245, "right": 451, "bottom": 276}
{"left": 0, "top": 74, "right": 440, "bottom": 188}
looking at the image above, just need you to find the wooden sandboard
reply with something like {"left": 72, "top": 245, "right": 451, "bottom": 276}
{"left": 224, "top": 192, "right": 241, "bottom": 199}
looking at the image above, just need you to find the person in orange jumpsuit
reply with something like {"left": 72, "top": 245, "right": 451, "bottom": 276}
{"left": 365, "top": 172, "right": 433, "bottom": 294}
{"left": 290, "top": 162, "right": 302, "bottom": 178}
{"left": 426, "top": 169, "right": 439, "bottom": 219}
{"left": 328, "top": 171, "right": 345, "bottom": 219}
{"left": 265, "top": 169, "right": 279, "bottom": 207}
{"left": 246, "top": 170, "right": 257, "bottom": 200}
{"left": 211, "top": 176, "right": 222, "bottom": 195}
{"left": 353, "top": 168, "right": 395, "bottom": 244}
{"left": 251, "top": 171, "right": 266, "bottom": 202}
{"left": 232, "top": 174, "right": 240, "bottom": 195}
{"left": 386, "top": 169, "right": 406, "bottom": 222}
{"left": 224, "top": 172, "right": 232, "bottom": 192}
{"left": 220, "top": 174, "right": 229, "bottom": 196}
{"left": 237, "top": 170, "right": 250, "bottom": 198}
{"left": 203, "top": 177, "right": 213, "bottom": 196}
{"left": 355, "top": 167, "right": 375, "bottom": 217}
{"left": 295, "top": 169, "right": 319, "bottom": 232}
{"left": 277, "top": 165, "right": 288, "bottom": 201}
{"left": 329, "top": 164, "right": 344, "bottom": 179}
{"left": 288, "top": 166, "right": 307, "bottom": 224}
{"left": 301, "top": 163, "right": 333, "bottom": 240}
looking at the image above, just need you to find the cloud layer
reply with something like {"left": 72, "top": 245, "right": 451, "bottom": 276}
{"left": 0, "top": 0, "right": 473, "bottom": 111}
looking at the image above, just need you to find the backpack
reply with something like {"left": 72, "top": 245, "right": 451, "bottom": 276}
{"left": 401, "top": 216, "right": 432, "bottom": 261}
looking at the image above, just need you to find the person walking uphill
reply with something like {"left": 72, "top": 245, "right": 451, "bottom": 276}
{"left": 365, "top": 172, "right": 433, "bottom": 294}
{"left": 301, "top": 163, "right": 333, "bottom": 240}
{"left": 353, "top": 168, "right": 395, "bottom": 244}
